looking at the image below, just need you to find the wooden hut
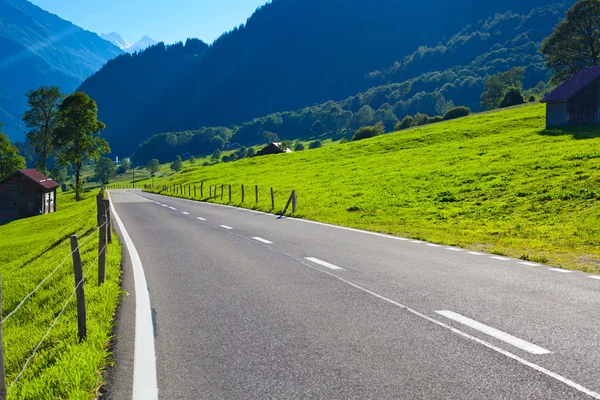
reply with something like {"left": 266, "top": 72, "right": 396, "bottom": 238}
{"left": 0, "top": 169, "right": 60, "bottom": 220}
{"left": 255, "top": 142, "right": 293, "bottom": 157}
{"left": 541, "top": 66, "right": 600, "bottom": 127}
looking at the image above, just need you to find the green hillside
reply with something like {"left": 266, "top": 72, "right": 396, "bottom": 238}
{"left": 0, "top": 193, "right": 121, "bottom": 399}
{"left": 145, "top": 103, "right": 600, "bottom": 273}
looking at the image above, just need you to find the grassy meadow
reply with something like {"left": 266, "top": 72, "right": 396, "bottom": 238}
{"left": 145, "top": 103, "right": 600, "bottom": 273}
{"left": 0, "top": 193, "right": 121, "bottom": 399}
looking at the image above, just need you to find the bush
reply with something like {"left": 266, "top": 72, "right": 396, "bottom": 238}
{"left": 443, "top": 106, "right": 471, "bottom": 120}
{"left": 429, "top": 116, "right": 444, "bottom": 123}
{"left": 395, "top": 115, "right": 413, "bottom": 131}
{"left": 339, "top": 137, "right": 349, "bottom": 144}
{"left": 309, "top": 140, "right": 322, "bottom": 149}
{"left": 528, "top": 95, "right": 537, "bottom": 103}
{"left": 351, "top": 125, "right": 384, "bottom": 141}
{"left": 500, "top": 87, "right": 525, "bottom": 108}
{"left": 247, "top": 148, "right": 256, "bottom": 157}
{"left": 412, "top": 113, "right": 430, "bottom": 127}
{"left": 294, "top": 142, "right": 305, "bottom": 151}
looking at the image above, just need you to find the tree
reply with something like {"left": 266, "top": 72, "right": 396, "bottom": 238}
{"left": 294, "top": 142, "right": 305, "bottom": 151}
{"left": 499, "top": 87, "right": 525, "bottom": 108}
{"left": 121, "top": 157, "right": 131, "bottom": 172}
{"left": 351, "top": 124, "right": 384, "bottom": 142}
{"left": 211, "top": 149, "right": 222, "bottom": 161}
{"left": 53, "top": 92, "right": 109, "bottom": 201}
{"left": 541, "top": 0, "right": 600, "bottom": 84}
{"left": 94, "top": 157, "right": 116, "bottom": 184}
{"left": 309, "top": 140, "right": 322, "bottom": 149}
{"left": 22, "top": 86, "right": 64, "bottom": 174}
{"left": 170, "top": 155, "right": 183, "bottom": 172}
{"left": 443, "top": 106, "right": 471, "bottom": 120}
{"left": 480, "top": 68, "right": 525, "bottom": 110}
{"left": 395, "top": 115, "right": 413, "bottom": 131}
{"left": 147, "top": 159, "right": 160, "bottom": 176}
{"left": 263, "top": 131, "right": 280, "bottom": 143}
{"left": 189, "top": 155, "right": 196, "bottom": 164}
{"left": 0, "top": 127, "right": 26, "bottom": 179}
{"left": 247, "top": 148, "right": 256, "bottom": 157}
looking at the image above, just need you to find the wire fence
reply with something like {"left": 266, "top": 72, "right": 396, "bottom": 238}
{"left": 1, "top": 191, "right": 112, "bottom": 397}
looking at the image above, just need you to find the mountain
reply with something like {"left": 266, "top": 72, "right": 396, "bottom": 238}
{"left": 100, "top": 32, "right": 157, "bottom": 53}
{"left": 80, "top": 0, "right": 560, "bottom": 157}
{"left": 0, "top": 0, "right": 123, "bottom": 141}
{"left": 100, "top": 32, "right": 131, "bottom": 51}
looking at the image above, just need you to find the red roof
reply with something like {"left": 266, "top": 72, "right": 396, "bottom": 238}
{"left": 14, "top": 169, "right": 60, "bottom": 190}
{"left": 542, "top": 66, "right": 600, "bottom": 103}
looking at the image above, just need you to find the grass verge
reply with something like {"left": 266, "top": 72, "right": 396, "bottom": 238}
{"left": 145, "top": 103, "right": 600, "bottom": 274}
{"left": 0, "top": 193, "right": 121, "bottom": 399}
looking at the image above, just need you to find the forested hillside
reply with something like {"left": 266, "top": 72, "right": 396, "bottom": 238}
{"left": 80, "top": 0, "right": 556, "bottom": 157}
{"left": 132, "top": 1, "right": 572, "bottom": 162}
{"left": 0, "top": 0, "right": 122, "bottom": 140}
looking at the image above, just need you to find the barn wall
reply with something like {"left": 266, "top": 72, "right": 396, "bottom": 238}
{"left": 18, "top": 179, "right": 43, "bottom": 218}
{"left": 0, "top": 175, "right": 20, "bottom": 219}
{"left": 568, "top": 77, "right": 600, "bottom": 125}
{"left": 546, "top": 102, "right": 567, "bottom": 127}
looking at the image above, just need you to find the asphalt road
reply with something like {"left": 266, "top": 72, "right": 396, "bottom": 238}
{"left": 106, "top": 189, "right": 600, "bottom": 399}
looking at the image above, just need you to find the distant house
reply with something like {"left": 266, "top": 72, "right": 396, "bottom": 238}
{"left": 541, "top": 66, "right": 600, "bottom": 127}
{"left": 255, "top": 142, "right": 293, "bottom": 157}
{"left": 0, "top": 169, "right": 60, "bottom": 220}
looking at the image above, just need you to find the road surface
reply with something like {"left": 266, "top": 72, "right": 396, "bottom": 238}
{"left": 104, "top": 189, "right": 600, "bottom": 399}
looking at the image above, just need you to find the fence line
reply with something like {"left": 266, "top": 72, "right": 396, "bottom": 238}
{"left": 7, "top": 241, "right": 108, "bottom": 394}
{"left": 1, "top": 219, "right": 107, "bottom": 325}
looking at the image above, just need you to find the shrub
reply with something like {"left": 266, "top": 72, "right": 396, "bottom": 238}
{"left": 309, "top": 140, "right": 322, "bottom": 149}
{"left": 429, "top": 116, "right": 444, "bottom": 123}
{"left": 294, "top": 142, "right": 305, "bottom": 151}
{"left": 247, "top": 148, "right": 256, "bottom": 157}
{"left": 528, "top": 95, "right": 537, "bottom": 102}
{"left": 395, "top": 115, "right": 413, "bottom": 131}
{"left": 339, "top": 137, "right": 349, "bottom": 144}
{"left": 500, "top": 87, "right": 525, "bottom": 108}
{"left": 352, "top": 124, "right": 384, "bottom": 141}
{"left": 189, "top": 155, "right": 196, "bottom": 164}
{"left": 443, "top": 106, "right": 471, "bottom": 120}
{"left": 412, "top": 113, "right": 430, "bottom": 127}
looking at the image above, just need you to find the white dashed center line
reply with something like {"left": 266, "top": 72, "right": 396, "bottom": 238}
{"left": 549, "top": 268, "right": 572, "bottom": 273}
{"left": 436, "top": 310, "right": 551, "bottom": 355}
{"left": 219, "top": 225, "right": 233, "bottom": 230}
{"left": 161, "top": 204, "right": 168, "bottom": 207}
{"left": 182, "top": 212, "right": 189, "bottom": 215}
{"left": 304, "top": 257, "right": 344, "bottom": 271}
{"left": 252, "top": 237, "right": 273, "bottom": 244}
{"left": 197, "top": 217, "right": 206, "bottom": 221}
{"left": 490, "top": 256, "right": 510, "bottom": 261}
{"left": 169, "top": 207, "right": 177, "bottom": 210}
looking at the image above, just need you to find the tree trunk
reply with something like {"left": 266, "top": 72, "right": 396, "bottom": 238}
{"left": 75, "top": 162, "right": 82, "bottom": 201}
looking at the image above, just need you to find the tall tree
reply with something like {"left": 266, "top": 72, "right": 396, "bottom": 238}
{"left": 22, "top": 86, "right": 64, "bottom": 174}
{"left": 541, "top": 0, "right": 600, "bottom": 84}
{"left": 0, "top": 125, "right": 26, "bottom": 179}
{"left": 480, "top": 68, "right": 525, "bottom": 110}
{"left": 53, "top": 92, "right": 109, "bottom": 201}
{"left": 170, "top": 155, "right": 183, "bottom": 172}
{"left": 94, "top": 157, "right": 116, "bottom": 184}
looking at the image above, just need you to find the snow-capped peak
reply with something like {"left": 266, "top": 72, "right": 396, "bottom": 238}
{"left": 100, "top": 32, "right": 131, "bottom": 51}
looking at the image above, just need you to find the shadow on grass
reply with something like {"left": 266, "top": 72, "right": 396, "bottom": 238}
{"left": 539, "top": 125, "right": 600, "bottom": 140}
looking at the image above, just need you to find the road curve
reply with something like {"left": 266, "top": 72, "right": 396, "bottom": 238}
{"left": 106, "top": 189, "right": 600, "bottom": 399}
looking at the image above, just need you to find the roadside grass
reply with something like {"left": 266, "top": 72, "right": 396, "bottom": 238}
{"left": 0, "top": 193, "right": 121, "bottom": 399}
{"left": 145, "top": 103, "right": 600, "bottom": 273}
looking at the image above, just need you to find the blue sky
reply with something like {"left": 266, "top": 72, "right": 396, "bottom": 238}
{"left": 29, "top": 0, "right": 269, "bottom": 44}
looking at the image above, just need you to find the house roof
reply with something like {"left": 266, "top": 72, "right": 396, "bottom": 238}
{"left": 0, "top": 169, "right": 60, "bottom": 190}
{"left": 542, "top": 66, "right": 600, "bottom": 103}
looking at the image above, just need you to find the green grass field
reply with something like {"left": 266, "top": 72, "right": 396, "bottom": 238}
{"left": 146, "top": 103, "right": 600, "bottom": 273}
{"left": 0, "top": 193, "right": 121, "bottom": 399}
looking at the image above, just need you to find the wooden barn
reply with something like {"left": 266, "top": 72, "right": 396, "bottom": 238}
{"left": 0, "top": 169, "right": 60, "bottom": 220}
{"left": 541, "top": 66, "right": 600, "bottom": 127}
{"left": 255, "top": 142, "right": 293, "bottom": 157}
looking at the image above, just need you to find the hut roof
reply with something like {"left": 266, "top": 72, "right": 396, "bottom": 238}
{"left": 542, "top": 66, "right": 600, "bottom": 103}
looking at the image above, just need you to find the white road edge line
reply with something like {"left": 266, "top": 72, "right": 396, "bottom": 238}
{"left": 467, "top": 251, "right": 485, "bottom": 256}
{"left": 182, "top": 212, "right": 190, "bottom": 215}
{"left": 588, "top": 276, "right": 600, "bottom": 280}
{"left": 297, "top": 265, "right": 599, "bottom": 399}
{"left": 445, "top": 248, "right": 463, "bottom": 252}
{"left": 252, "top": 237, "right": 273, "bottom": 244}
{"left": 435, "top": 310, "right": 551, "bottom": 355}
{"left": 107, "top": 191, "right": 158, "bottom": 400}
{"left": 519, "top": 261, "right": 541, "bottom": 266}
{"left": 196, "top": 217, "right": 206, "bottom": 221}
{"left": 410, "top": 240, "right": 423, "bottom": 243}
{"left": 549, "top": 268, "right": 573, "bottom": 273}
{"left": 490, "top": 256, "right": 510, "bottom": 261}
{"left": 219, "top": 225, "right": 233, "bottom": 230}
{"left": 426, "top": 243, "right": 441, "bottom": 247}
{"left": 304, "top": 257, "right": 345, "bottom": 271}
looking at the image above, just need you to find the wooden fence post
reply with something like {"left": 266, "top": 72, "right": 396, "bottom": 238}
{"left": 180, "top": 184, "right": 182, "bottom": 194}
{"left": 188, "top": 186, "right": 191, "bottom": 197}
{"left": 103, "top": 198, "right": 112, "bottom": 244}
{"left": 271, "top": 187, "right": 275, "bottom": 210}
{"left": 241, "top": 184, "right": 245, "bottom": 203}
{"left": 194, "top": 186, "right": 197, "bottom": 198}
{"left": 255, "top": 185, "right": 259, "bottom": 204}
{"left": 70, "top": 235, "right": 87, "bottom": 342}
{"left": 201, "top": 182, "right": 204, "bottom": 198}
{"left": 98, "top": 203, "right": 108, "bottom": 286}
{"left": 229, "top": 185, "right": 232, "bottom": 203}
{"left": 292, "top": 190, "right": 297, "bottom": 213}
{"left": 0, "top": 276, "right": 6, "bottom": 400}
{"left": 221, "top": 184, "right": 224, "bottom": 201}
